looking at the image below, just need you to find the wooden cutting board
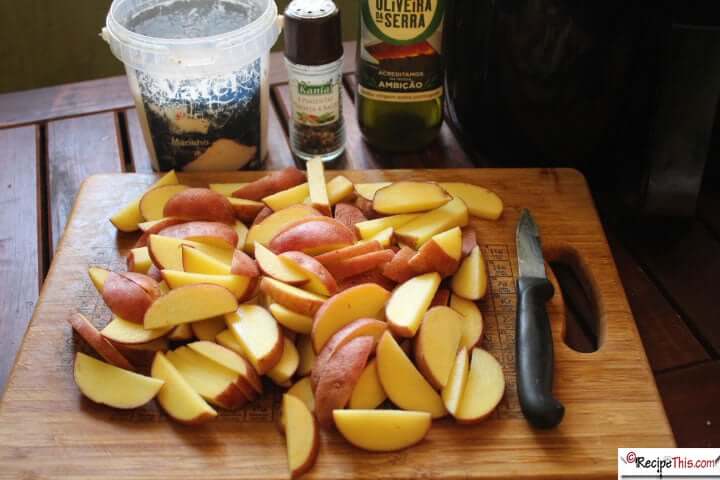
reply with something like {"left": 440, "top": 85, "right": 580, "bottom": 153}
{"left": 0, "top": 169, "right": 674, "bottom": 479}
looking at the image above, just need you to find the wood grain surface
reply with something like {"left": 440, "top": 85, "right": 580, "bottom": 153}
{"left": 619, "top": 220, "right": 720, "bottom": 355}
{"left": 0, "top": 169, "right": 674, "bottom": 479}
{"left": 607, "top": 235, "right": 709, "bottom": 372}
{"left": 0, "top": 126, "right": 43, "bottom": 392}
{"left": 656, "top": 360, "right": 720, "bottom": 447}
{"left": 123, "top": 108, "right": 154, "bottom": 173}
{"left": 46, "top": 113, "right": 125, "bottom": 252}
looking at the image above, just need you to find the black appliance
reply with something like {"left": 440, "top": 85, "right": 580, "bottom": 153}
{"left": 444, "top": 0, "right": 720, "bottom": 216}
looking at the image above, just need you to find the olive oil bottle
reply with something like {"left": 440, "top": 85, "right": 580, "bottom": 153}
{"left": 356, "top": 0, "right": 445, "bottom": 152}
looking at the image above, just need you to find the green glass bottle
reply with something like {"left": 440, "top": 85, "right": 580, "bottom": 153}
{"left": 356, "top": 0, "right": 445, "bottom": 152}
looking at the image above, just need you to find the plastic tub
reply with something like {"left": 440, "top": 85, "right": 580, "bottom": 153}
{"left": 103, "top": 0, "right": 282, "bottom": 171}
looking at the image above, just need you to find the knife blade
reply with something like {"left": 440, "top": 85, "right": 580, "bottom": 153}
{"left": 515, "top": 209, "right": 565, "bottom": 428}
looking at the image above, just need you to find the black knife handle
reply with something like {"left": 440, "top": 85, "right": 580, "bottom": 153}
{"left": 516, "top": 277, "right": 565, "bottom": 429}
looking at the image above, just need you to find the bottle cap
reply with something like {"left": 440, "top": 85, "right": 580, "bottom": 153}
{"left": 283, "top": 0, "right": 342, "bottom": 66}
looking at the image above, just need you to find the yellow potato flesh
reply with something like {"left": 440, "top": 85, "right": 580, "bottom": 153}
{"left": 74, "top": 353, "right": 163, "bottom": 409}
{"left": 333, "top": 410, "right": 431, "bottom": 452}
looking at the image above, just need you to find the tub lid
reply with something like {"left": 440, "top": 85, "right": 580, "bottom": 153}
{"left": 102, "top": 0, "right": 281, "bottom": 73}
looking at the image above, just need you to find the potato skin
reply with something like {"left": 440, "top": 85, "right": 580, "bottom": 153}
{"left": 232, "top": 167, "right": 306, "bottom": 201}
{"left": 314, "top": 336, "right": 374, "bottom": 429}
{"left": 163, "top": 188, "right": 236, "bottom": 225}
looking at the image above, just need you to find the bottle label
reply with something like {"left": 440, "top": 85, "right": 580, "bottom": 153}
{"left": 289, "top": 72, "right": 342, "bottom": 127}
{"left": 359, "top": 0, "right": 444, "bottom": 102}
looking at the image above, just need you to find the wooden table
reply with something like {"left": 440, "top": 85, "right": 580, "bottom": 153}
{"left": 0, "top": 42, "right": 717, "bottom": 449}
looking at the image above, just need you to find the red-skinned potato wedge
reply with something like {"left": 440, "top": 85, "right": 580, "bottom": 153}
{"left": 328, "top": 249, "right": 395, "bottom": 282}
{"left": 127, "top": 247, "right": 152, "bottom": 273}
{"left": 381, "top": 246, "right": 418, "bottom": 283}
{"left": 144, "top": 284, "right": 239, "bottom": 329}
{"left": 163, "top": 188, "right": 236, "bottom": 225}
{"left": 439, "top": 183, "right": 504, "bottom": 220}
{"left": 226, "top": 305, "right": 284, "bottom": 374}
{"left": 187, "top": 341, "right": 263, "bottom": 399}
{"left": 386, "top": 272, "right": 442, "bottom": 338}
{"left": 231, "top": 250, "right": 260, "bottom": 277}
{"left": 395, "top": 198, "right": 469, "bottom": 249}
{"left": 251, "top": 206, "right": 273, "bottom": 227}
{"left": 146, "top": 265, "right": 163, "bottom": 282}
{"left": 408, "top": 227, "right": 462, "bottom": 277}
{"left": 151, "top": 352, "right": 217, "bottom": 424}
{"left": 120, "top": 272, "right": 162, "bottom": 299}
{"left": 134, "top": 218, "right": 186, "bottom": 248}
{"left": 414, "top": 306, "right": 464, "bottom": 389}
{"left": 354, "top": 196, "right": 378, "bottom": 219}
{"left": 68, "top": 313, "right": 135, "bottom": 371}
{"left": 333, "top": 410, "right": 431, "bottom": 452}
{"left": 139, "top": 184, "right": 190, "bottom": 221}
{"left": 311, "top": 318, "right": 387, "bottom": 389}
{"left": 338, "top": 269, "right": 396, "bottom": 292}
{"left": 227, "top": 197, "right": 265, "bottom": 223}
{"left": 156, "top": 221, "right": 239, "bottom": 249}
{"left": 138, "top": 217, "right": 184, "bottom": 232}
{"left": 311, "top": 283, "right": 390, "bottom": 352}
{"left": 314, "top": 336, "right": 374, "bottom": 429}
{"left": 101, "top": 317, "right": 173, "bottom": 345}
{"left": 245, "top": 204, "right": 322, "bottom": 254}
{"left": 259, "top": 277, "right": 327, "bottom": 317}
{"left": 451, "top": 245, "right": 488, "bottom": 300}
{"left": 455, "top": 348, "right": 505, "bottom": 423}
{"left": 283, "top": 394, "right": 320, "bottom": 479}
{"left": 461, "top": 226, "right": 477, "bottom": 258}
{"left": 279, "top": 251, "right": 338, "bottom": 296}
{"left": 110, "top": 171, "right": 178, "bottom": 232}
{"left": 102, "top": 272, "right": 157, "bottom": 324}
{"left": 334, "top": 203, "right": 367, "bottom": 239}
{"left": 354, "top": 182, "right": 391, "bottom": 201}
{"left": 240, "top": 276, "right": 261, "bottom": 304}
{"left": 372, "top": 181, "right": 452, "bottom": 215}
{"left": 449, "top": 294, "right": 484, "bottom": 349}
{"left": 73, "top": 353, "right": 162, "bottom": 409}
{"left": 232, "top": 167, "right": 306, "bottom": 200}
{"left": 269, "top": 217, "right": 355, "bottom": 255}
{"left": 110, "top": 338, "right": 170, "bottom": 373}
{"left": 430, "top": 288, "right": 451, "bottom": 307}
{"left": 166, "top": 347, "right": 249, "bottom": 410}
{"left": 307, "top": 157, "right": 331, "bottom": 215}
{"left": 255, "top": 242, "right": 308, "bottom": 285}
{"left": 315, "top": 240, "right": 382, "bottom": 269}
{"left": 162, "top": 270, "right": 252, "bottom": 300}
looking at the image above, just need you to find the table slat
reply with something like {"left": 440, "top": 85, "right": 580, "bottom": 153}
{"left": 608, "top": 234, "right": 709, "bottom": 372}
{"left": 656, "top": 360, "right": 720, "bottom": 447}
{"left": 123, "top": 109, "right": 154, "bottom": 173}
{"left": 46, "top": 113, "right": 125, "bottom": 253}
{"left": 0, "top": 77, "right": 133, "bottom": 129}
{"left": 263, "top": 94, "right": 295, "bottom": 170}
{"left": 0, "top": 126, "right": 42, "bottom": 391}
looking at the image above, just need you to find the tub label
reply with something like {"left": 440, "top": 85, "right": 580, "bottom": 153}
{"left": 135, "top": 58, "right": 261, "bottom": 171}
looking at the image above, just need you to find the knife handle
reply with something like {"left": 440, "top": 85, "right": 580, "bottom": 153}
{"left": 516, "top": 277, "right": 565, "bottom": 429}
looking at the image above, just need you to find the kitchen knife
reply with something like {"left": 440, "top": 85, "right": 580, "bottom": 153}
{"left": 515, "top": 209, "right": 565, "bottom": 428}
